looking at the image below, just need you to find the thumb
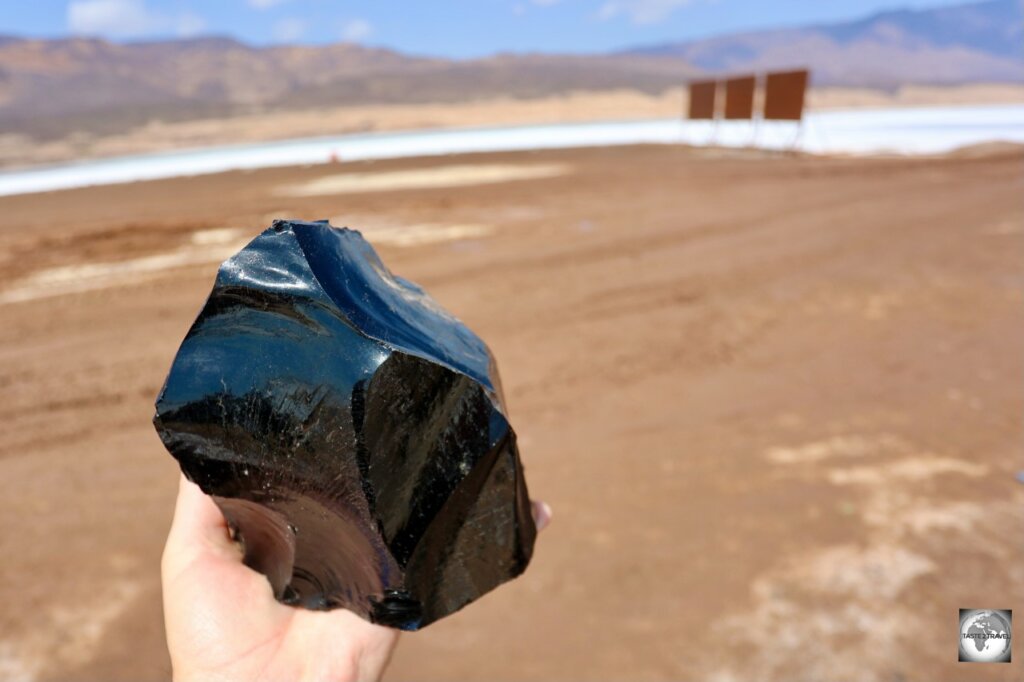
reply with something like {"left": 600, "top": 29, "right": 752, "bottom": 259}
{"left": 162, "top": 473, "right": 242, "bottom": 578}
{"left": 161, "top": 474, "right": 285, "bottom": 667}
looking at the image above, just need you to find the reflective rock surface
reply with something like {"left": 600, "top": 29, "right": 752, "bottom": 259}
{"left": 153, "top": 220, "right": 536, "bottom": 629}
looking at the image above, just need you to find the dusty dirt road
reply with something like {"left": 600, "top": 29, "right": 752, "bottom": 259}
{"left": 0, "top": 145, "right": 1021, "bottom": 681}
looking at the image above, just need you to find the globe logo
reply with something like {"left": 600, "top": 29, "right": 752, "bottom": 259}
{"left": 959, "top": 609, "right": 1011, "bottom": 663}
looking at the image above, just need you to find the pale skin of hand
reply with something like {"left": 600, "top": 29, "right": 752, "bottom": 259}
{"left": 162, "top": 474, "right": 551, "bottom": 682}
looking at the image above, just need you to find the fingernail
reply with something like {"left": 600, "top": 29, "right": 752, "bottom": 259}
{"left": 532, "top": 501, "right": 552, "bottom": 531}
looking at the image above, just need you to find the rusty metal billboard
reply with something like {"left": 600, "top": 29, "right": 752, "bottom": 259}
{"left": 763, "top": 69, "right": 809, "bottom": 121}
{"left": 723, "top": 75, "right": 756, "bottom": 120}
{"left": 687, "top": 80, "right": 718, "bottom": 120}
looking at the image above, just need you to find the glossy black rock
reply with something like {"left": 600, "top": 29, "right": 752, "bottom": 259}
{"left": 153, "top": 220, "right": 536, "bottom": 629}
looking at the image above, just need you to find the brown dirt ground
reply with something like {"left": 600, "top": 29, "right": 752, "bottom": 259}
{"left": 0, "top": 145, "right": 1021, "bottom": 681}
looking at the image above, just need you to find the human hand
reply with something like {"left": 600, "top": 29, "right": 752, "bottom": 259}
{"left": 162, "top": 474, "right": 551, "bottom": 682}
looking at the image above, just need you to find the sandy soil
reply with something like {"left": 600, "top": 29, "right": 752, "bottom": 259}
{"left": 0, "top": 144, "right": 1021, "bottom": 681}
{"left": 1, "top": 83, "right": 1022, "bottom": 169}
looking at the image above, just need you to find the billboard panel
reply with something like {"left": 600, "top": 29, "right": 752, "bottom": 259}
{"left": 723, "top": 75, "right": 756, "bottom": 120}
{"left": 763, "top": 69, "right": 809, "bottom": 121}
{"left": 687, "top": 80, "right": 717, "bottom": 120}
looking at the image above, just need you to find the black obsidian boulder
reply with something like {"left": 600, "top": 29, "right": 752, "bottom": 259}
{"left": 153, "top": 219, "right": 536, "bottom": 629}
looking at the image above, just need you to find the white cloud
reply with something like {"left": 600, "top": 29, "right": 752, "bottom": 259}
{"left": 597, "top": 0, "right": 699, "bottom": 24}
{"left": 514, "top": 0, "right": 558, "bottom": 13}
{"left": 67, "top": 0, "right": 207, "bottom": 39}
{"left": 175, "top": 12, "right": 207, "bottom": 37}
{"left": 248, "top": 0, "right": 294, "bottom": 9}
{"left": 340, "top": 18, "right": 372, "bottom": 43}
{"left": 272, "top": 17, "right": 307, "bottom": 42}
{"left": 67, "top": 0, "right": 162, "bottom": 37}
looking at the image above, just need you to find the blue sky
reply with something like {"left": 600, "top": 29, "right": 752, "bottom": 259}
{"left": 4, "top": 0, "right": 971, "bottom": 57}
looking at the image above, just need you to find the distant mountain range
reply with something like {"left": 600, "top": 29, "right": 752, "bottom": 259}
{"left": 625, "top": 0, "right": 1022, "bottom": 86}
{"left": 0, "top": 40, "right": 698, "bottom": 139}
{"left": 0, "top": 0, "right": 1019, "bottom": 140}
